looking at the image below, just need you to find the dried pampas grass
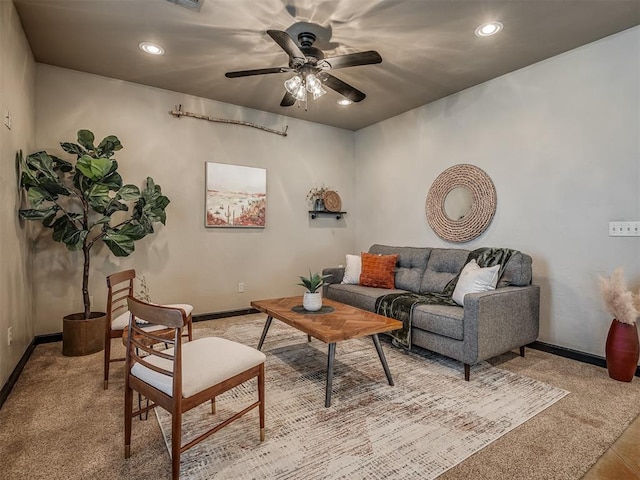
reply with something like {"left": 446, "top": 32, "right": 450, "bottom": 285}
{"left": 598, "top": 268, "right": 639, "bottom": 325}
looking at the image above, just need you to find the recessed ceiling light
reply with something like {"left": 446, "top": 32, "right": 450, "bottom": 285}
{"left": 139, "top": 42, "right": 165, "bottom": 55}
{"left": 337, "top": 99, "right": 352, "bottom": 106}
{"left": 475, "top": 22, "right": 503, "bottom": 37}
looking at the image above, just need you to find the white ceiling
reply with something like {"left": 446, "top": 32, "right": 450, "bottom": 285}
{"left": 14, "top": 0, "right": 640, "bottom": 131}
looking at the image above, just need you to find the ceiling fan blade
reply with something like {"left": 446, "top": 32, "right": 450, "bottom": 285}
{"left": 322, "top": 74, "right": 366, "bottom": 102}
{"left": 280, "top": 91, "right": 296, "bottom": 107}
{"left": 267, "top": 30, "right": 305, "bottom": 61}
{"left": 225, "top": 67, "right": 289, "bottom": 78}
{"left": 322, "top": 51, "right": 382, "bottom": 70}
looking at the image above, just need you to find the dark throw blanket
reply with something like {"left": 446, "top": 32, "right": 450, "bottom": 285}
{"left": 375, "top": 247, "right": 519, "bottom": 349}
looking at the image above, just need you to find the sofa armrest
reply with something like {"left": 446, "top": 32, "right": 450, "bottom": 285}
{"left": 322, "top": 267, "right": 345, "bottom": 296}
{"left": 462, "top": 285, "right": 540, "bottom": 364}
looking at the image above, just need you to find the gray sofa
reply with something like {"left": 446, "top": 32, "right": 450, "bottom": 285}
{"left": 322, "top": 244, "right": 540, "bottom": 380}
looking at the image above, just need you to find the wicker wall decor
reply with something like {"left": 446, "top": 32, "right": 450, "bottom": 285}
{"left": 425, "top": 164, "right": 497, "bottom": 243}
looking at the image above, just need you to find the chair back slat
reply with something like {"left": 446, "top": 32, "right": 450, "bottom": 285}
{"left": 106, "top": 270, "right": 135, "bottom": 324}
{"left": 128, "top": 296, "right": 186, "bottom": 329}
{"left": 131, "top": 353, "right": 174, "bottom": 378}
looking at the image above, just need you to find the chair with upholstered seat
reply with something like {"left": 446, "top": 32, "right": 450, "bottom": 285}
{"left": 103, "top": 269, "right": 194, "bottom": 389}
{"left": 124, "top": 296, "right": 266, "bottom": 480}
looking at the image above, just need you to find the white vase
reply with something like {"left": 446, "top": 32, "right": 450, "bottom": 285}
{"left": 303, "top": 292, "right": 322, "bottom": 311}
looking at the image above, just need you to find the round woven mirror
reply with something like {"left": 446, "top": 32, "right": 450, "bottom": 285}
{"left": 425, "top": 164, "right": 496, "bottom": 243}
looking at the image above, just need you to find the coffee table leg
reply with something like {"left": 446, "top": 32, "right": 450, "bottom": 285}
{"left": 372, "top": 334, "right": 394, "bottom": 386}
{"left": 257, "top": 316, "right": 273, "bottom": 351}
{"left": 325, "top": 343, "right": 336, "bottom": 408}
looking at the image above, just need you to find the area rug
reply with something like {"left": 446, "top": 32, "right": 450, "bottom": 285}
{"left": 156, "top": 316, "right": 568, "bottom": 479}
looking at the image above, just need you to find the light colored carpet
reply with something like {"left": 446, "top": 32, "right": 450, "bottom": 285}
{"left": 155, "top": 316, "right": 568, "bottom": 479}
{"left": 1, "top": 313, "right": 639, "bottom": 480}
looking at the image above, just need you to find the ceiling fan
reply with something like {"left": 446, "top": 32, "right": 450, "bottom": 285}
{"left": 225, "top": 29, "right": 382, "bottom": 107}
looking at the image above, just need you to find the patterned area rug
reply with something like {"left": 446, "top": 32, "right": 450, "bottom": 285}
{"left": 155, "top": 316, "right": 568, "bottom": 479}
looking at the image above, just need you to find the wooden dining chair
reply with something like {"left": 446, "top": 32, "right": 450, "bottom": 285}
{"left": 103, "top": 269, "right": 194, "bottom": 389}
{"left": 124, "top": 296, "right": 266, "bottom": 480}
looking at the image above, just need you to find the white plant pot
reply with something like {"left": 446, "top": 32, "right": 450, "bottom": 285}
{"left": 303, "top": 292, "right": 322, "bottom": 311}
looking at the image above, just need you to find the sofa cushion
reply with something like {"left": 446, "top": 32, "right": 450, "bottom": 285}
{"left": 411, "top": 304, "right": 464, "bottom": 340}
{"left": 369, "top": 245, "right": 431, "bottom": 292}
{"left": 360, "top": 252, "right": 398, "bottom": 288}
{"left": 498, "top": 252, "right": 533, "bottom": 287}
{"left": 452, "top": 260, "right": 500, "bottom": 306}
{"left": 325, "top": 284, "right": 408, "bottom": 312}
{"left": 341, "top": 254, "right": 362, "bottom": 284}
{"left": 420, "top": 248, "right": 469, "bottom": 293}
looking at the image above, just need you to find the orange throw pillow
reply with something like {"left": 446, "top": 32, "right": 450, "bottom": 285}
{"left": 359, "top": 252, "right": 398, "bottom": 289}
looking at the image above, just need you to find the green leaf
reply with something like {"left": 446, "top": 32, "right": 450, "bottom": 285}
{"left": 76, "top": 155, "right": 114, "bottom": 181}
{"left": 96, "top": 135, "right": 122, "bottom": 158}
{"left": 77, "top": 130, "right": 95, "bottom": 151}
{"left": 115, "top": 184, "right": 140, "bottom": 201}
{"left": 50, "top": 155, "right": 73, "bottom": 173}
{"left": 103, "top": 230, "right": 135, "bottom": 257}
{"left": 60, "top": 142, "right": 84, "bottom": 156}
{"left": 85, "top": 183, "right": 110, "bottom": 212}
{"left": 101, "top": 171, "right": 123, "bottom": 191}
{"left": 91, "top": 216, "right": 111, "bottom": 227}
{"left": 62, "top": 228, "right": 88, "bottom": 251}
{"left": 19, "top": 207, "right": 58, "bottom": 221}
{"left": 118, "top": 222, "right": 148, "bottom": 241}
{"left": 105, "top": 199, "right": 128, "bottom": 216}
{"left": 27, "top": 187, "right": 50, "bottom": 207}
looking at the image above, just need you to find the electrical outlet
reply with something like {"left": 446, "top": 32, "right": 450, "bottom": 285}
{"left": 238, "top": 282, "right": 245, "bottom": 293}
{"left": 609, "top": 221, "right": 640, "bottom": 237}
{"left": 7, "top": 327, "right": 12, "bottom": 346}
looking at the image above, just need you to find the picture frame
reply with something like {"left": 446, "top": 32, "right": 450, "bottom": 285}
{"left": 205, "top": 162, "right": 266, "bottom": 228}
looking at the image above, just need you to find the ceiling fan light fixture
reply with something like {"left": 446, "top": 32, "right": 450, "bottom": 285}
{"left": 475, "top": 22, "right": 503, "bottom": 37}
{"left": 284, "top": 75, "right": 303, "bottom": 95}
{"left": 293, "top": 84, "right": 307, "bottom": 101}
{"left": 139, "top": 42, "right": 165, "bottom": 55}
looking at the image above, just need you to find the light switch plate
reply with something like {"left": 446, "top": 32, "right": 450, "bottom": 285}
{"left": 609, "top": 221, "right": 640, "bottom": 236}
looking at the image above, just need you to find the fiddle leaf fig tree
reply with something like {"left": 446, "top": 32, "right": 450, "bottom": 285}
{"left": 18, "top": 129, "right": 170, "bottom": 319}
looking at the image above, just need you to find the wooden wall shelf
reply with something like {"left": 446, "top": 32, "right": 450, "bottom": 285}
{"left": 309, "top": 211, "right": 346, "bottom": 220}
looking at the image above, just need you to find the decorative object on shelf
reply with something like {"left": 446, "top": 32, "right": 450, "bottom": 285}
{"left": 309, "top": 210, "right": 345, "bottom": 220}
{"left": 425, "top": 164, "right": 497, "bottom": 243}
{"left": 205, "top": 162, "right": 266, "bottom": 228}
{"left": 297, "top": 270, "right": 331, "bottom": 311}
{"left": 306, "top": 185, "right": 333, "bottom": 211}
{"left": 17, "top": 129, "right": 170, "bottom": 356}
{"left": 323, "top": 190, "right": 342, "bottom": 212}
{"left": 598, "top": 268, "right": 640, "bottom": 382}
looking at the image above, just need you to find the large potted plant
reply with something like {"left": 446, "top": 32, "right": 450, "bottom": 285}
{"left": 598, "top": 268, "right": 640, "bottom": 382}
{"left": 18, "top": 129, "right": 170, "bottom": 356}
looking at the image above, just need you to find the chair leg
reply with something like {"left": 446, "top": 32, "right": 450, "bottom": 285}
{"left": 520, "top": 346, "right": 525, "bottom": 357}
{"left": 258, "top": 363, "right": 265, "bottom": 442}
{"left": 104, "top": 336, "right": 111, "bottom": 390}
{"left": 187, "top": 314, "right": 193, "bottom": 342}
{"left": 171, "top": 409, "right": 182, "bottom": 480}
{"left": 211, "top": 398, "right": 216, "bottom": 414}
{"left": 124, "top": 384, "right": 133, "bottom": 458}
{"left": 464, "top": 363, "right": 471, "bottom": 381}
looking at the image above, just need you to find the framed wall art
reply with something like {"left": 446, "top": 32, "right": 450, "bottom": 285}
{"left": 205, "top": 162, "right": 266, "bottom": 228}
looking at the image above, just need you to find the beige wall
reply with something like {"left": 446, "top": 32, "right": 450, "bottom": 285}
{"left": 33, "top": 65, "right": 355, "bottom": 334}
{"left": 0, "top": 1, "right": 36, "bottom": 387}
{"left": 354, "top": 27, "right": 640, "bottom": 361}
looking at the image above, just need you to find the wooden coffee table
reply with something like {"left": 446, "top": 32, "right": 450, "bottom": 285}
{"left": 250, "top": 296, "right": 402, "bottom": 407}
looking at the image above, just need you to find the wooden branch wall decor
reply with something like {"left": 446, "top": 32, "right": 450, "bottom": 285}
{"left": 168, "top": 105, "right": 288, "bottom": 137}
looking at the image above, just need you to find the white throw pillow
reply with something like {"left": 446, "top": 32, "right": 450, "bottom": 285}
{"left": 452, "top": 259, "right": 500, "bottom": 306}
{"left": 341, "top": 254, "right": 362, "bottom": 284}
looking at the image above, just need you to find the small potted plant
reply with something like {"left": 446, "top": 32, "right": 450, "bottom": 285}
{"left": 598, "top": 268, "right": 640, "bottom": 382}
{"left": 306, "top": 185, "right": 332, "bottom": 211}
{"left": 297, "top": 270, "right": 331, "bottom": 311}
